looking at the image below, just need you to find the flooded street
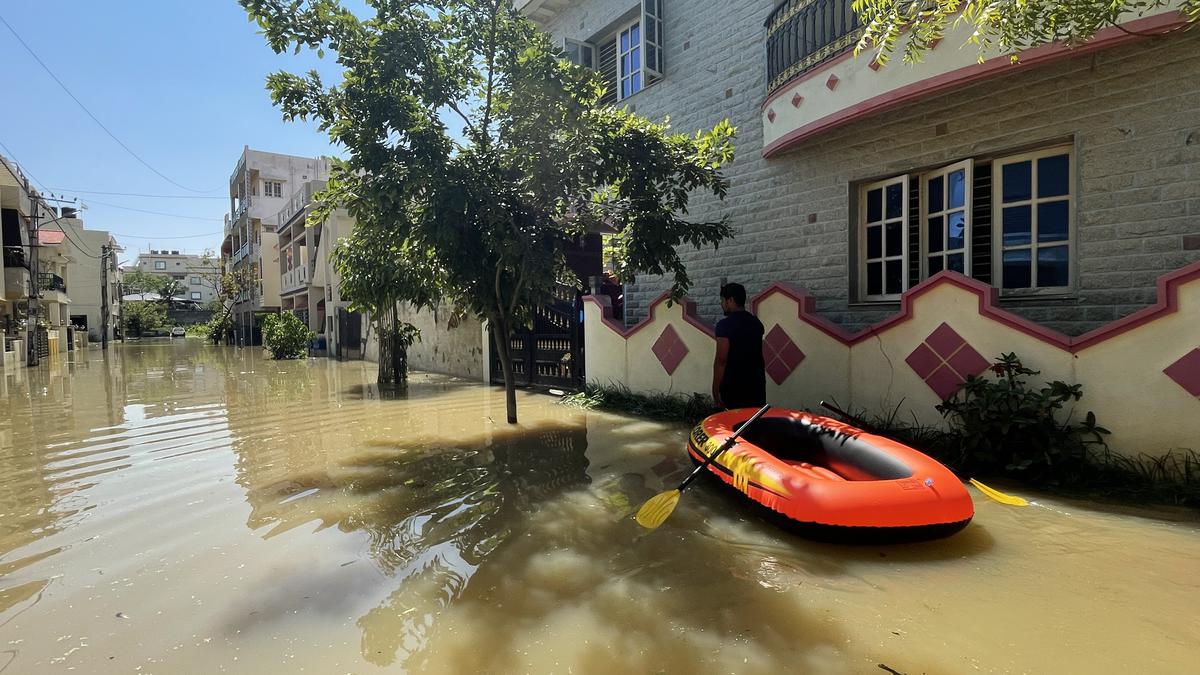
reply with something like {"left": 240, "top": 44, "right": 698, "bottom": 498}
{"left": 1, "top": 342, "right": 1198, "bottom": 674}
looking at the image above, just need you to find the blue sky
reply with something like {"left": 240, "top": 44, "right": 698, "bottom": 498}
{"left": 0, "top": 1, "right": 350, "bottom": 262}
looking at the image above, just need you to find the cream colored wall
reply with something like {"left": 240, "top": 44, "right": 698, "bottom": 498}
{"left": 395, "top": 302, "right": 485, "bottom": 381}
{"left": 260, "top": 232, "right": 281, "bottom": 306}
{"left": 585, "top": 267, "right": 1200, "bottom": 458}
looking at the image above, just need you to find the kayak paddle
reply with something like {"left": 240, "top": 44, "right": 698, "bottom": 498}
{"left": 818, "top": 401, "right": 1028, "bottom": 507}
{"left": 635, "top": 403, "right": 772, "bottom": 529}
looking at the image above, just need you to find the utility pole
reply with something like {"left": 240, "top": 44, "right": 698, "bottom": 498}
{"left": 100, "top": 243, "right": 110, "bottom": 350}
{"left": 26, "top": 181, "right": 40, "bottom": 367}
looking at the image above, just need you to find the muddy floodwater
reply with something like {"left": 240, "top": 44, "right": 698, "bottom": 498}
{"left": 1, "top": 342, "right": 1198, "bottom": 674}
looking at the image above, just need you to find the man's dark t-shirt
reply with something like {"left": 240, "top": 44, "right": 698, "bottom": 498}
{"left": 715, "top": 310, "right": 766, "bottom": 408}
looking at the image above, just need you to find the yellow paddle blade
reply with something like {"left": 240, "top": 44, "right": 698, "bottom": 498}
{"left": 970, "top": 478, "right": 1029, "bottom": 507}
{"left": 635, "top": 490, "right": 681, "bottom": 529}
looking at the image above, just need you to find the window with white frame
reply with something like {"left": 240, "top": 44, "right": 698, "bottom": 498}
{"left": 264, "top": 180, "right": 283, "bottom": 198}
{"left": 154, "top": 260, "right": 166, "bottom": 270}
{"left": 923, "top": 160, "right": 971, "bottom": 277}
{"left": 191, "top": 292, "right": 202, "bottom": 301}
{"left": 191, "top": 276, "right": 201, "bottom": 285}
{"left": 570, "top": 1, "right": 664, "bottom": 105}
{"left": 853, "top": 143, "right": 1075, "bottom": 302}
{"left": 618, "top": 21, "right": 642, "bottom": 100}
{"left": 859, "top": 175, "right": 908, "bottom": 300}
{"left": 995, "top": 148, "right": 1072, "bottom": 291}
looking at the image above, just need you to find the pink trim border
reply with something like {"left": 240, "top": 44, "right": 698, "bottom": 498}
{"left": 748, "top": 263, "right": 1200, "bottom": 354}
{"left": 585, "top": 292, "right": 715, "bottom": 339}
{"left": 589, "top": 262, "right": 1200, "bottom": 355}
{"left": 762, "top": 12, "right": 1187, "bottom": 158}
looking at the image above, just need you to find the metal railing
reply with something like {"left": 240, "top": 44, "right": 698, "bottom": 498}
{"left": 765, "top": 0, "right": 862, "bottom": 94}
{"left": 273, "top": 180, "right": 327, "bottom": 231}
{"left": 38, "top": 272, "right": 66, "bottom": 294}
{"left": 232, "top": 242, "right": 253, "bottom": 265}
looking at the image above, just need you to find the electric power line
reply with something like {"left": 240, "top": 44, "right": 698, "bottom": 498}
{"left": 41, "top": 213, "right": 104, "bottom": 259}
{"left": 0, "top": 138, "right": 49, "bottom": 191}
{"left": 0, "top": 12, "right": 218, "bottom": 194}
{"left": 46, "top": 188, "right": 227, "bottom": 200}
{"left": 80, "top": 198, "right": 224, "bottom": 222}
{"left": 111, "top": 231, "right": 224, "bottom": 240}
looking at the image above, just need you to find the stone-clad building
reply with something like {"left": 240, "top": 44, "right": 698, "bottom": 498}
{"left": 521, "top": 0, "right": 1200, "bottom": 336}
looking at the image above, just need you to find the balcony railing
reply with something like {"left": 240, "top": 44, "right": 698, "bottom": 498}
{"left": 38, "top": 272, "right": 66, "bottom": 294}
{"left": 766, "top": 0, "right": 862, "bottom": 94}
{"left": 232, "top": 242, "right": 252, "bottom": 265}
{"left": 273, "top": 180, "right": 327, "bottom": 231}
{"left": 281, "top": 263, "right": 309, "bottom": 293}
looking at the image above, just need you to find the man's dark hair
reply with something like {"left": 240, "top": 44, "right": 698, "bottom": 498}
{"left": 720, "top": 282, "right": 747, "bottom": 307}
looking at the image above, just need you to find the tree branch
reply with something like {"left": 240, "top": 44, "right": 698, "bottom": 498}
{"left": 508, "top": 257, "right": 528, "bottom": 318}
{"left": 480, "top": 0, "right": 501, "bottom": 144}
{"left": 446, "top": 101, "right": 477, "bottom": 138}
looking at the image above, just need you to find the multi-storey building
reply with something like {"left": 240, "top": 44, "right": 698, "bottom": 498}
{"left": 221, "top": 147, "right": 331, "bottom": 345}
{"left": 52, "top": 215, "right": 120, "bottom": 344}
{"left": 133, "top": 250, "right": 220, "bottom": 305}
{"left": 522, "top": 0, "right": 1200, "bottom": 336}
{"left": 272, "top": 178, "right": 362, "bottom": 354}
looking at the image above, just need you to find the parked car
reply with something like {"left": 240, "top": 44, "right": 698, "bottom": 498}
{"left": 170, "top": 326, "right": 186, "bottom": 338}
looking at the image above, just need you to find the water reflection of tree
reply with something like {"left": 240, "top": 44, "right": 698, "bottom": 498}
{"left": 240, "top": 421, "right": 591, "bottom": 667}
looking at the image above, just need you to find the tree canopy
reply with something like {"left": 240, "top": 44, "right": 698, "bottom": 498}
{"left": 853, "top": 0, "right": 1200, "bottom": 65}
{"left": 243, "top": 0, "right": 737, "bottom": 422}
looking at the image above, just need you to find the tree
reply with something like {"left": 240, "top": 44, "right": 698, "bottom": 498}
{"left": 243, "top": 0, "right": 736, "bottom": 423}
{"left": 123, "top": 268, "right": 166, "bottom": 301}
{"left": 200, "top": 262, "right": 255, "bottom": 344}
{"left": 123, "top": 300, "right": 167, "bottom": 337}
{"left": 159, "top": 278, "right": 187, "bottom": 305}
{"left": 853, "top": 0, "right": 1200, "bottom": 65}
{"left": 330, "top": 225, "right": 438, "bottom": 384}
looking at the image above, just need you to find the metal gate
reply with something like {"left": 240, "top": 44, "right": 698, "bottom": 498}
{"left": 490, "top": 285, "right": 584, "bottom": 391}
{"left": 337, "top": 307, "right": 363, "bottom": 358}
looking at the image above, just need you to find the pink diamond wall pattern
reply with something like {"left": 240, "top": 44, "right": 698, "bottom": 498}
{"left": 1164, "top": 348, "right": 1200, "bottom": 397}
{"left": 905, "top": 323, "right": 991, "bottom": 400}
{"left": 762, "top": 324, "right": 805, "bottom": 385}
{"left": 651, "top": 324, "right": 689, "bottom": 376}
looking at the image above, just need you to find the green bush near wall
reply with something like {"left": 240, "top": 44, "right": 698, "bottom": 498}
{"left": 262, "top": 312, "right": 314, "bottom": 360}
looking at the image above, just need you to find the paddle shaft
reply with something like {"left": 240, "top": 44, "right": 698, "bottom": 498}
{"left": 677, "top": 404, "right": 771, "bottom": 492}
{"left": 818, "top": 400, "right": 873, "bottom": 433}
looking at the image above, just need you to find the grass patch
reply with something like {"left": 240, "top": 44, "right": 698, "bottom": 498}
{"left": 560, "top": 383, "right": 715, "bottom": 425}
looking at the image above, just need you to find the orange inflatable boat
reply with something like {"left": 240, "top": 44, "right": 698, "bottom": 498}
{"left": 688, "top": 408, "right": 974, "bottom": 542}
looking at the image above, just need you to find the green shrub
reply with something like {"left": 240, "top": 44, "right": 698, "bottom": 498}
{"left": 935, "top": 352, "right": 1110, "bottom": 480}
{"left": 261, "top": 312, "right": 314, "bottom": 360}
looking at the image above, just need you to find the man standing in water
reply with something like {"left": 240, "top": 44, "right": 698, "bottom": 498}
{"left": 712, "top": 282, "right": 766, "bottom": 410}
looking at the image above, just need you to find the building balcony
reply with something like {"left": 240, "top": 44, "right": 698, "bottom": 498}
{"left": 761, "top": 0, "right": 1189, "bottom": 158}
{"left": 273, "top": 180, "right": 326, "bottom": 233}
{"left": 38, "top": 272, "right": 69, "bottom": 305}
{"left": 281, "top": 264, "right": 309, "bottom": 295}
{"left": 4, "top": 265, "right": 29, "bottom": 300}
{"left": 232, "top": 242, "right": 252, "bottom": 265}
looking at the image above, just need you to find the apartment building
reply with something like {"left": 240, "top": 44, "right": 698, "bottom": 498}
{"left": 134, "top": 249, "right": 220, "bottom": 305}
{"left": 221, "top": 147, "right": 331, "bottom": 346}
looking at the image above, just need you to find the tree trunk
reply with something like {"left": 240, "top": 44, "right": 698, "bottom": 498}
{"left": 390, "top": 304, "right": 402, "bottom": 384}
{"left": 491, "top": 315, "right": 518, "bottom": 424}
{"left": 376, "top": 310, "right": 392, "bottom": 384}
